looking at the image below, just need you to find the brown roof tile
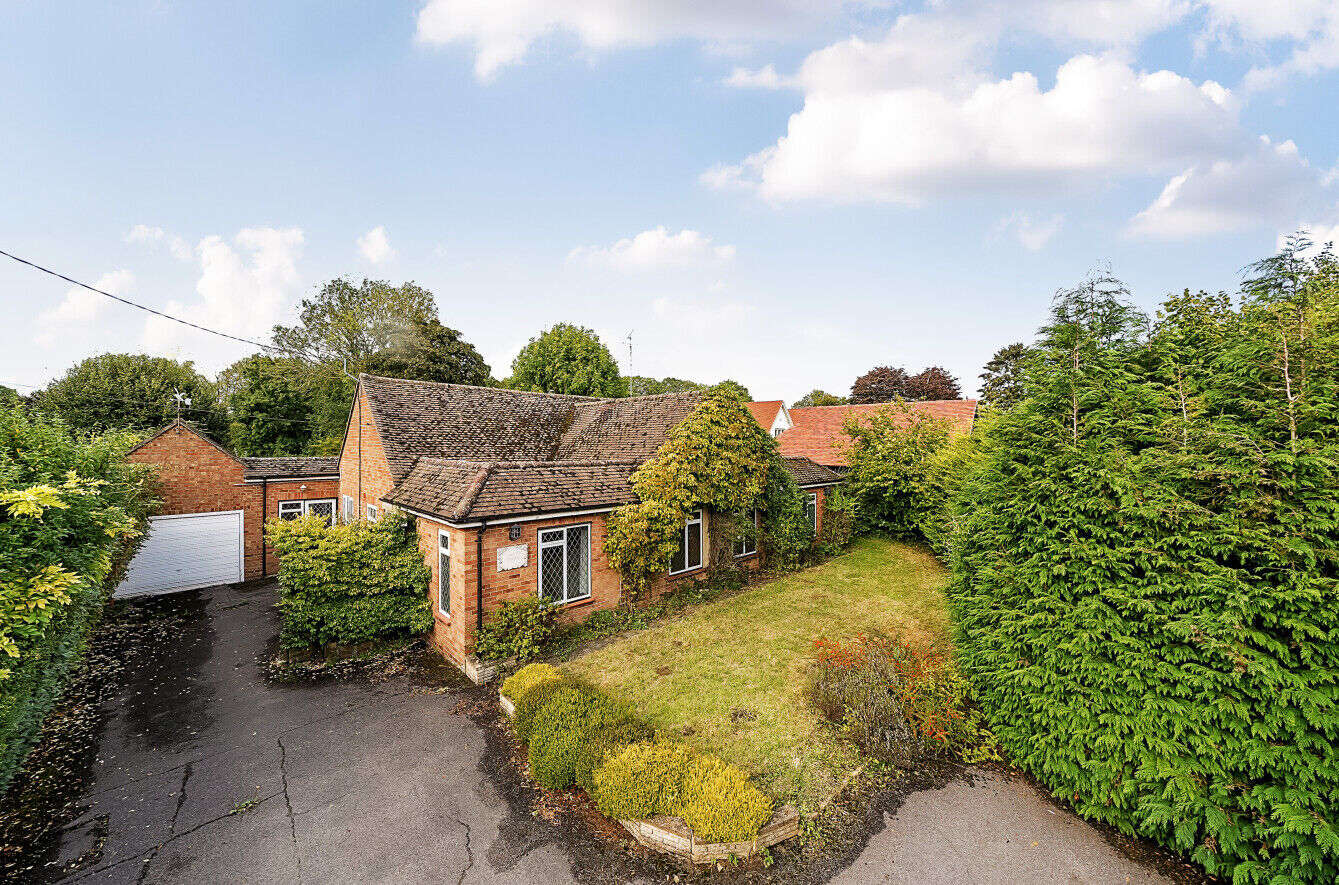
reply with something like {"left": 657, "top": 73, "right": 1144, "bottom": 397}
{"left": 242, "top": 456, "right": 340, "bottom": 480}
{"left": 780, "top": 456, "right": 843, "bottom": 487}
{"left": 384, "top": 458, "right": 641, "bottom": 521}
{"left": 779, "top": 400, "right": 978, "bottom": 468}
{"left": 745, "top": 400, "right": 782, "bottom": 429}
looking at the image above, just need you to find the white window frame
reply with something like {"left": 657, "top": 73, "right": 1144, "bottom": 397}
{"left": 537, "top": 523, "right": 592, "bottom": 605}
{"left": 669, "top": 509, "right": 704, "bottom": 575}
{"left": 438, "top": 530, "right": 451, "bottom": 617}
{"left": 804, "top": 492, "right": 818, "bottom": 533}
{"left": 278, "top": 498, "right": 336, "bottom": 525}
{"left": 773, "top": 428, "right": 784, "bottom": 438}
{"left": 734, "top": 508, "right": 759, "bottom": 558}
{"left": 342, "top": 494, "right": 355, "bottom": 522}
{"left": 366, "top": 503, "right": 379, "bottom": 521}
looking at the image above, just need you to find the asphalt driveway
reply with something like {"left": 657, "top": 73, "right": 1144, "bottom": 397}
{"left": 37, "top": 581, "right": 1196, "bottom": 885}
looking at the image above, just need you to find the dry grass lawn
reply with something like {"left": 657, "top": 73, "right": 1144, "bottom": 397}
{"left": 564, "top": 536, "right": 951, "bottom": 811}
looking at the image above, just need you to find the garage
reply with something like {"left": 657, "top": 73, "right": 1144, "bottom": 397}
{"left": 115, "top": 511, "right": 245, "bottom": 597}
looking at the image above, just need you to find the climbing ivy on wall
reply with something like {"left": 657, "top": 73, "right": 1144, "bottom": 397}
{"left": 604, "top": 394, "right": 810, "bottom": 603}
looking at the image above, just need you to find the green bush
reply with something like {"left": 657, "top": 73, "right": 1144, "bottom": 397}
{"left": 0, "top": 405, "right": 155, "bottom": 793}
{"left": 841, "top": 401, "right": 955, "bottom": 538}
{"left": 266, "top": 510, "right": 433, "bottom": 648}
{"left": 573, "top": 718, "right": 655, "bottom": 794}
{"left": 526, "top": 684, "right": 635, "bottom": 790}
{"left": 511, "top": 673, "right": 575, "bottom": 742}
{"left": 500, "top": 662, "right": 563, "bottom": 705}
{"left": 815, "top": 486, "right": 858, "bottom": 555}
{"left": 679, "top": 754, "right": 773, "bottom": 843}
{"left": 949, "top": 250, "right": 1339, "bottom": 883}
{"left": 472, "top": 597, "right": 557, "bottom": 663}
{"left": 592, "top": 741, "right": 697, "bottom": 821}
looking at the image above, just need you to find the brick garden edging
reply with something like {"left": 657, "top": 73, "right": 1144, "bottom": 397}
{"left": 499, "top": 691, "right": 799, "bottom": 864}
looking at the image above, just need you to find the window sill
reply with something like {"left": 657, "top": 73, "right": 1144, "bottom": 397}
{"left": 433, "top": 610, "right": 452, "bottom": 625}
{"left": 668, "top": 565, "right": 705, "bottom": 578}
{"left": 734, "top": 551, "right": 758, "bottom": 560}
{"left": 548, "top": 596, "right": 593, "bottom": 610}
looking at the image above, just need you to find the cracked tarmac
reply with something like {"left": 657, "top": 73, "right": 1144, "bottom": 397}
{"left": 39, "top": 582, "right": 579, "bottom": 885}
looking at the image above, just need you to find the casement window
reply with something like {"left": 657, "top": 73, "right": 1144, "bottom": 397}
{"left": 342, "top": 495, "right": 355, "bottom": 521}
{"left": 438, "top": 530, "right": 451, "bottom": 616}
{"left": 733, "top": 508, "right": 759, "bottom": 558}
{"left": 278, "top": 498, "right": 336, "bottom": 526}
{"left": 773, "top": 428, "right": 784, "bottom": 438}
{"left": 538, "top": 524, "right": 591, "bottom": 604}
{"left": 669, "top": 509, "right": 704, "bottom": 575}
{"left": 366, "top": 504, "right": 379, "bottom": 521}
{"left": 804, "top": 493, "right": 818, "bottom": 533}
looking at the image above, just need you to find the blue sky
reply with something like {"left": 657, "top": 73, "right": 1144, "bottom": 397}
{"left": 3, "top": 1, "right": 1337, "bottom": 401}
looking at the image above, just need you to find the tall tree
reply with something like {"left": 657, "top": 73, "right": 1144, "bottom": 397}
{"left": 34, "top": 354, "right": 226, "bottom": 439}
{"left": 710, "top": 379, "right": 750, "bottom": 401}
{"left": 363, "top": 316, "right": 491, "bottom": 385}
{"left": 793, "top": 390, "right": 847, "bottom": 407}
{"left": 850, "top": 365, "right": 909, "bottom": 404}
{"left": 626, "top": 376, "right": 707, "bottom": 396}
{"left": 903, "top": 366, "right": 962, "bottom": 401}
{"left": 979, "top": 343, "right": 1030, "bottom": 411}
{"left": 221, "top": 354, "right": 316, "bottom": 456}
{"left": 508, "top": 324, "right": 626, "bottom": 397}
{"left": 271, "top": 278, "right": 437, "bottom": 366}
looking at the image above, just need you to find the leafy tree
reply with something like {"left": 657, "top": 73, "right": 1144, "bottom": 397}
{"left": 793, "top": 390, "right": 847, "bottom": 407}
{"left": 903, "top": 366, "right": 962, "bottom": 401}
{"left": 363, "top": 316, "right": 491, "bottom": 385}
{"left": 978, "top": 343, "right": 1030, "bottom": 411}
{"left": 34, "top": 353, "right": 227, "bottom": 439}
{"left": 840, "top": 402, "right": 954, "bottom": 536}
{"left": 222, "top": 355, "right": 316, "bottom": 456}
{"left": 271, "top": 278, "right": 436, "bottom": 365}
{"left": 946, "top": 248, "right": 1339, "bottom": 884}
{"left": 850, "top": 366, "right": 908, "bottom": 404}
{"left": 626, "top": 376, "right": 707, "bottom": 396}
{"left": 709, "top": 379, "right": 750, "bottom": 401}
{"left": 509, "top": 324, "right": 626, "bottom": 397}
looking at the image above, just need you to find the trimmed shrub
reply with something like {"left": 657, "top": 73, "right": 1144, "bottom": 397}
{"left": 526, "top": 685, "right": 634, "bottom": 790}
{"left": 266, "top": 510, "right": 433, "bottom": 648}
{"left": 591, "top": 741, "right": 697, "bottom": 821}
{"left": 472, "top": 597, "right": 557, "bottom": 663}
{"left": 573, "top": 718, "right": 655, "bottom": 794}
{"left": 511, "top": 673, "right": 577, "bottom": 742}
{"left": 679, "top": 754, "right": 773, "bottom": 843}
{"left": 0, "top": 406, "right": 155, "bottom": 793}
{"left": 500, "top": 662, "right": 563, "bottom": 706}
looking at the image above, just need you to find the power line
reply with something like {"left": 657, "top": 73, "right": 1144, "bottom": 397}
{"left": 1, "top": 247, "right": 310, "bottom": 358}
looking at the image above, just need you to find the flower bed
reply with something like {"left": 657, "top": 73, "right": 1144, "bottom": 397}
{"left": 499, "top": 664, "right": 797, "bottom": 863}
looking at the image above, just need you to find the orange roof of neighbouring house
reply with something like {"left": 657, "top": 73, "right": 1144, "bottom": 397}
{"left": 746, "top": 400, "right": 783, "bottom": 429}
{"left": 778, "top": 400, "right": 978, "bottom": 468}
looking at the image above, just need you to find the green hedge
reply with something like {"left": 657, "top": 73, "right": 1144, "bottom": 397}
{"left": 0, "top": 404, "right": 155, "bottom": 793}
{"left": 948, "top": 251, "right": 1339, "bottom": 883}
{"left": 266, "top": 510, "right": 433, "bottom": 648}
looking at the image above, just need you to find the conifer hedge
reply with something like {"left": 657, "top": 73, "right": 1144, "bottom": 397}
{"left": 946, "top": 240, "right": 1339, "bottom": 883}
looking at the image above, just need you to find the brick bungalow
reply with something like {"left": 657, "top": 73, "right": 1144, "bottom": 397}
{"left": 339, "top": 375, "right": 842, "bottom": 668}
{"left": 120, "top": 420, "right": 340, "bottom": 595}
{"left": 777, "top": 400, "right": 979, "bottom": 471}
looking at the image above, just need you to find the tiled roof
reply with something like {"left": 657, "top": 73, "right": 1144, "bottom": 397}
{"left": 360, "top": 375, "right": 703, "bottom": 484}
{"left": 779, "top": 400, "right": 978, "bottom": 468}
{"left": 780, "top": 456, "right": 842, "bottom": 487}
{"left": 746, "top": 401, "right": 782, "bottom": 429}
{"left": 242, "top": 456, "right": 340, "bottom": 480}
{"left": 384, "top": 458, "right": 641, "bottom": 521}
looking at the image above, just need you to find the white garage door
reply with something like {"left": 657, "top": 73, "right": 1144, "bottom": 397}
{"left": 115, "top": 511, "right": 245, "bottom": 597}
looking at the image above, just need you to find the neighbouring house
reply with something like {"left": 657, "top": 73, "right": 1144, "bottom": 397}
{"left": 776, "top": 400, "right": 978, "bottom": 470}
{"left": 746, "top": 400, "right": 793, "bottom": 438}
{"left": 120, "top": 419, "right": 340, "bottom": 596}
{"left": 341, "top": 375, "right": 842, "bottom": 668}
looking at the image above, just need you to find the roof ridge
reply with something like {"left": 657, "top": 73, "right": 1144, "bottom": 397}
{"left": 792, "top": 399, "right": 978, "bottom": 410}
{"left": 361, "top": 373, "right": 704, "bottom": 404}
{"left": 453, "top": 462, "right": 495, "bottom": 520}
{"left": 413, "top": 456, "right": 641, "bottom": 469}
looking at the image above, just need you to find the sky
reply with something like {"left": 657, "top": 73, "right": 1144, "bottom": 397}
{"left": 2, "top": 1, "right": 1337, "bottom": 402}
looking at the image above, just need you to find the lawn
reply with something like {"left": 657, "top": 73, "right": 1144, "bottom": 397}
{"left": 563, "top": 536, "right": 951, "bottom": 811}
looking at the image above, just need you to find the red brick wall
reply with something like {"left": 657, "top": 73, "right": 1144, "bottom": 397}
{"left": 260, "top": 478, "right": 342, "bottom": 575}
{"left": 338, "top": 387, "right": 395, "bottom": 516}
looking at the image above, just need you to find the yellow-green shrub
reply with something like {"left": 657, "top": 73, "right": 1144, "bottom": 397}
{"left": 511, "top": 674, "right": 575, "bottom": 742}
{"left": 591, "top": 741, "right": 697, "bottom": 821}
{"left": 500, "top": 663, "right": 562, "bottom": 706}
{"left": 573, "top": 719, "right": 655, "bottom": 794}
{"left": 526, "top": 685, "right": 633, "bottom": 790}
{"left": 678, "top": 754, "right": 773, "bottom": 843}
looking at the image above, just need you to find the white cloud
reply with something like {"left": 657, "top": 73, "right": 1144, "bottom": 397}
{"left": 713, "top": 33, "right": 1239, "bottom": 205}
{"left": 1197, "top": 0, "right": 1339, "bottom": 89}
{"left": 1129, "top": 137, "right": 1329, "bottom": 236}
{"left": 724, "top": 64, "right": 791, "bottom": 89}
{"left": 1277, "top": 224, "right": 1339, "bottom": 254}
{"left": 357, "top": 226, "right": 396, "bottom": 264}
{"left": 143, "top": 227, "right": 304, "bottom": 369}
{"left": 125, "top": 224, "right": 193, "bottom": 261}
{"left": 569, "top": 227, "right": 736, "bottom": 271}
{"left": 1019, "top": 0, "right": 1191, "bottom": 45}
{"left": 414, "top": 0, "right": 886, "bottom": 79}
{"left": 994, "top": 212, "right": 1065, "bottom": 250}
{"left": 36, "top": 270, "right": 134, "bottom": 343}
